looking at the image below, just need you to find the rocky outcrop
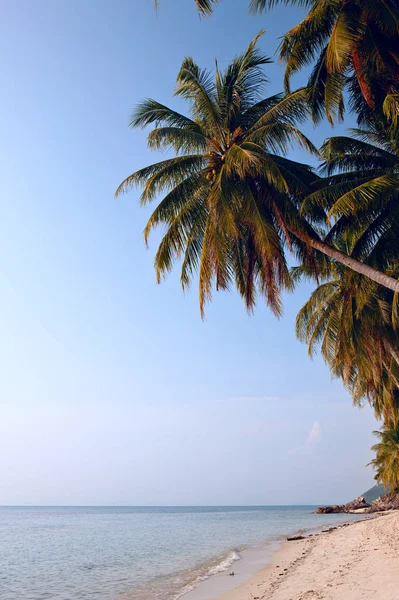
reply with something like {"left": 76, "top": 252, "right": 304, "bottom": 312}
{"left": 315, "top": 505, "right": 345, "bottom": 514}
{"left": 344, "top": 496, "right": 370, "bottom": 512}
{"left": 367, "top": 492, "right": 399, "bottom": 512}
{"left": 315, "top": 496, "right": 370, "bottom": 514}
{"left": 316, "top": 493, "right": 399, "bottom": 514}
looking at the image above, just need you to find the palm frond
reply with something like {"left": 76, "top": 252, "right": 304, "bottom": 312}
{"left": 115, "top": 155, "right": 206, "bottom": 201}
{"left": 147, "top": 127, "right": 208, "bottom": 154}
{"left": 176, "top": 57, "right": 219, "bottom": 127}
{"left": 130, "top": 99, "right": 201, "bottom": 130}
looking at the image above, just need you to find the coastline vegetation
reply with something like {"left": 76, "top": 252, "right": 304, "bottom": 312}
{"left": 129, "top": 1, "right": 399, "bottom": 490}
{"left": 370, "top": 419, "right": 399, "bottom": 492}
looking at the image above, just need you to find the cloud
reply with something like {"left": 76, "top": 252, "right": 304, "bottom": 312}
{"left": 305, "top": 421, "right": 321, "bottom": 449}
{"left": 290, "top": 421, "right": 321, "bottom": 455}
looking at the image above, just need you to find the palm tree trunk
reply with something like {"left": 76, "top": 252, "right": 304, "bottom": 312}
{"left": 382, "top": 359, "right": 399, "bottom": 389}
{"left": 308, "top": 238, "right": 399, "bottom": 293}
{"left": 282, "top": 210, "right": 399, "bottom": 292}
{"left": 384, "top": 340, "right": 399, "bottom": 368}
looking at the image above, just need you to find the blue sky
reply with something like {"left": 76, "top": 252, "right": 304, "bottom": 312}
{"left": 0, "top": 0, "right": 378, "bottom": 505}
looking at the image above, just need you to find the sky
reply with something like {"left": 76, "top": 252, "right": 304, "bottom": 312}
{"left": 0, "top": 0, "right": 379, "bottom": 506}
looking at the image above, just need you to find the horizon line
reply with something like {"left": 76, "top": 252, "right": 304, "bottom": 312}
{"left": 0, "top": 503, "right": 324, "bottom": 508}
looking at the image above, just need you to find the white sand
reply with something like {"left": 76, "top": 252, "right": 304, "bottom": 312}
{"left": 208, "top": 511, "right": 399, "bottom": 600}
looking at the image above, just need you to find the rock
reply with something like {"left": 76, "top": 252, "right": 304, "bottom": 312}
{"left": 315, "top": 505, "right": 345, "bottom": 514}
{"left": 366, "top": 492, "right": 399, "bottom": 512}
{"left": 287, "top": 535, "right": 305, "bottom": 541}
{"left": 316, "top": 496, "right": 371, "bottom": 515}
{"left": 344, "top": 496, "right": 370, "bottom": 512}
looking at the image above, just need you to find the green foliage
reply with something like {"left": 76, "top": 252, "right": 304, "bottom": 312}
{"left": 296, "top": 120, "right": 399, "bottom": 422}
{"left": 296, "top": 257, "right": 399, "bottom": 421}
{"left": 146, "top": 0, "right": 399, "bottom": 494}
{"left": 259, "top": 0, "right": 399, "bottom": 124}
{"left": 186, "top": 0, "right": 399, "bottom": 125}
{"left": 149, "top": 0, "right": 399, "bottom": 479}
{"left": 117, "top": 33, "right": 324, "bottom": 317}
{"left": 370, "top": 420, "right": 399, "bottom": 491}
{"left": 301, "top": 121, "right": 399, "bottom": 271}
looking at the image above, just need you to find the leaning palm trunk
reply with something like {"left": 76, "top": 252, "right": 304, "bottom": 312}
{"left": 306, "top": 238, "right": 399, "bottom": 293}
{"left": 384, "top": 340, "right": 399, "bottom": 369}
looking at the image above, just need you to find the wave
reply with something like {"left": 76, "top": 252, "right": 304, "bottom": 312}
{"left": 119, "top": 549, "right": 242, "bottom": 600}
{"left": 173, "top": 550, "right": 241, "bottom": 599}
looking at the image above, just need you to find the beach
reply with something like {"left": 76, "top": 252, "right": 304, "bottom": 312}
{"left": 2, "top": 506, "right": 396, "bottom": 600}
{"left": 2, "top": 505, "right": 363, "bottom": 600}
{"left": 193, "top": 511, "right": 399, "bottom": 600}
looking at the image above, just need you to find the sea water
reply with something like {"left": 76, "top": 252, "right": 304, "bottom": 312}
{"left": 0, "top": 506, "right": 363, "bottom": 600}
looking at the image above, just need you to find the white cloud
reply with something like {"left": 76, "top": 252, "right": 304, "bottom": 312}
{"left": 305, "top": 421, "right": 321, "bottom": 449}
{"left": 290, "top": 421, "right": 321, "bottom": 455}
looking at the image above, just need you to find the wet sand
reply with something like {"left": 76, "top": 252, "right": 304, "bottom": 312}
{"left": 186, "top": 511, "right": 399, "bottom": 600}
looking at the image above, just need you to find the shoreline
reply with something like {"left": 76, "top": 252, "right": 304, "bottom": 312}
{"left": 184, "top": 511, "right": 398, "bottom": 600}
{"left": 173, "top": 509, "right": 369, "bottom": 600}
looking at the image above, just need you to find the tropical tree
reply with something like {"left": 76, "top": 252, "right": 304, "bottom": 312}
{"left": 295, "top": 256, "right": 399, "bottom": 422}
{"left": 117, "top": 33, "right": 399, "bottom": 317}
{"left": 370, "top": 419, "right": 399, "bottom": 491}
{"left": 183, "top": 0, "right": 399, "bottom": 124}
{"left": 256, "top": 0, "right": 399, "bottom": 124}
{"left": 301, "top": 120, "right": 399, "bottom": 279}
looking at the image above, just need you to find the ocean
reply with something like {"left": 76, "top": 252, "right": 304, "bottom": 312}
{"left": 0, "top": 506, "right": 363, "bottom": 600}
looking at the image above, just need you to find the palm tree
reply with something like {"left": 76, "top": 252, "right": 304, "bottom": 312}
{"left": 295, "top": 256, "right": 399, "bottom": 421}
{"left": 301, "top": 121, "right": 399, "bottom": 278}
{"left": 254, "top": 0, "right": 399, "bottom": 124}
{"left": 116, "top": 33, "right": 399, "bottom": 316}
{"left": 185, "top": 0, "right": 399, "bottom": 124}
{"left": 370, "top": 420, "right": 399, "bottom": 491}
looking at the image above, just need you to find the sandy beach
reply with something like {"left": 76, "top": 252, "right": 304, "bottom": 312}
{"left": 207, "top": 511, "right": 399, "bottom": 600}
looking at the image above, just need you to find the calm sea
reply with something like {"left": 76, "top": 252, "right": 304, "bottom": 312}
{"left": 0, "top": 506, "right": 362, "bottom": 600}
